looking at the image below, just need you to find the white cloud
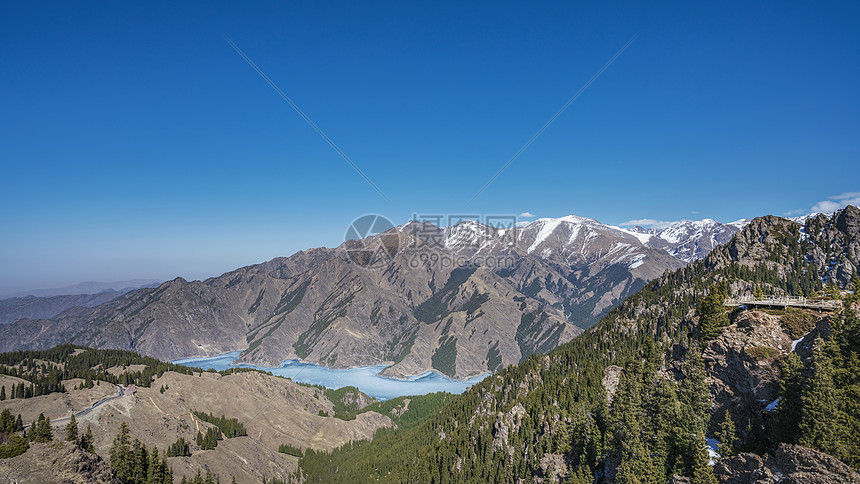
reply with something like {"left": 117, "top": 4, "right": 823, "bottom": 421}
{"left": 829, "top": 192, "right": 860, "bottom": 200}
{"left": 619, "top": 218, "right": 679, "bottom": 229}
{"left": 806, "top": 192, "right": 860, "bottom": 215}
{"left": 519, "top": 212, "right": 535, "bottom": 218}
{"left": 811, "top": 200, "right": 844, "bottom": 213}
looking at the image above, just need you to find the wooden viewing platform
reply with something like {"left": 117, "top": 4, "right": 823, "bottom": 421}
{"left": 724, "top": 296, "right": 841, "bottom": 310}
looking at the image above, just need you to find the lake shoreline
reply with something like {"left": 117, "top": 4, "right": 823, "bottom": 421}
{"left": 172, "top": 351, "right": 490, "bottom": 401}
{"left": 172, "top": 351, "right": 490, "bottom": 382}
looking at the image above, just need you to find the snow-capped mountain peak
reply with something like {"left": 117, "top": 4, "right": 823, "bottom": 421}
{"left": 400, "top": 213, "right": 745, "bottom": 265}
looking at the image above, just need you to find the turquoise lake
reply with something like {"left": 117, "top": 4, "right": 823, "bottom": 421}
{"left": 172, "top": 351, "right": 489, "bottom": 401}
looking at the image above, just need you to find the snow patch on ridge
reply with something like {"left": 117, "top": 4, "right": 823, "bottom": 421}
{"left": 527, "top": 219, "right": 563, "bottom": 253}
{"left": 612, "top": 226, "right": 653, "bottom": 245}
{"left": 627, "top": 254, "right": 646, "bottom": 269}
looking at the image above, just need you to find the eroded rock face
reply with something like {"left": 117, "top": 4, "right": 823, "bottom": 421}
{"left": 807, "top": 205, "right": 860, "bottom": 288}
{"left": 538, "top": 453, "right": 568, "bottom": 483}
{"left": 339, "top": 387, "right": 374, "bottom": 411}
{"left": 602, "top": 365, "right": 623, "bottom": 405}
{"left": 491, "top": 402, "right": 526, "bottom": 454}
{"left": 0, "top": 441, "right": 118, "bottom": 484}
{"left": 714, "top": 443, "right": 860, "bottom": 483}
{"left": 703, "top": 311, "right": 793, "bottom": 431}
{"left": 725, "top": 216, "right": 795, "bottom": 266}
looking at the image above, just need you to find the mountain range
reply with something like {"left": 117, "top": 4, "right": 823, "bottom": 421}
{"left": 0, "top": 285, "right": 161, "bottom": 326}
{"left": 0, "top": 215, "right": 746, "bottom": 378}
{"left": 1, "top": 207, "right": 858, "bottom": 483}
{"left": 292, "top": 205, "right": 860, "bottom": 483}
{"left": 1, "top": 279, "right": 162, "bottom": 299}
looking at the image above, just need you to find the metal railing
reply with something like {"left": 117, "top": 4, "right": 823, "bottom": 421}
{"left": 724, "top": 296, "right": 841, "bottom": 310}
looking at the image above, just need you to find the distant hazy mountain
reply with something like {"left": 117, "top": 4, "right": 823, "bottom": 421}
{"left": 0, "top": 291, "right": 130, "bottom": 325}
{"left": 2, "top": 279, "right": 162, "bottom": 298}
{"left": 0, "top": 215, "right": 745, "bottom": 378}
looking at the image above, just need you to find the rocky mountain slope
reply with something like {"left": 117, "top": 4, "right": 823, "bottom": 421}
{"left": 0, "top": 214, "right": 745, "bottom": 379}
{"left": 292, "top": 206, "right": 859, "bottom": 482}
{"left": 0, "top": 291, "right": 133, "bottom": 325}
{"left": 713, "top": 443, "right": 860, "bottom": 483}
{"left": 0, "top": 347, "right": 394, "bottom": 483}
{"left": 0, "top": 441, "right": 118, "bottom": 484}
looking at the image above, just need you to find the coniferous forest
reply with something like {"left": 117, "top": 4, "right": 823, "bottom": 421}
{"left": 294, "top": 211, "right": 860, "bottom": 482}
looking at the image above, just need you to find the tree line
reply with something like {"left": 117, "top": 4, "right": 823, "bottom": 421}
{"left": 191, "top": 410, "right": 247, "bottom": 438}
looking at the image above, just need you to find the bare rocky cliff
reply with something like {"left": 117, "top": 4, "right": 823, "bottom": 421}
{"left": 703, "top": 311, "right": 799, "bottom": 431}
{"left": 0, "top": 441, "right": 118, "bottom": 484}
{"left": 714, "top": 443, "right": 860, "bottom": 483}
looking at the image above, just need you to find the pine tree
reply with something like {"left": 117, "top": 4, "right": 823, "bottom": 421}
{"left": 773, "top": 352, "right": 804, "bottom": 444}
{"left": 647, "top": 379, "right": 681, "bottom": 479}
{"left": 40, "top": 414, "right": 53, "bottom": 442}
{"left": 30, "top": 413, "right": 52, "bottom": 442}
{"left": 0, "top": 385, "right": 6, "bottom": 401}
{"left": 676, "top": 349, "right": 711, "bottom": 475}
{"left": 111, "top": 422, "right": 133, "bottom": 482}
{"left": 147, "top": 446, "right": 164, "bottom": 484}
{"left": 690, "top": 432, "right": 717, "bottom": 484}
{"left": 146, "top": 446, "right": 173, "bottom": 484}
{"left": 569, "top": 464, "right": 591, "bottom": 484}
{"left": 610, "top": 363, "right": 658, "bottom": 484}
{"left": 697, "top": 284, "right": 729, "bottom": 341}
{"left": 798, "top": 338, "right": 846, "bottom": 459}
{"left": 167, "top": 437, "right": 191, "bottom": 457}
{"left": 15, "top": 414, "right": 23, "bottom": 432}
{"left": 715, "top": 410, "right": 737, "bottom": 458}
{"left": 850, "top": 274, "right": 860, "bottom": 304}
{"left": 131, "top": 438, "right": 149, "bottom": 484}
{"left": 203, "top": 428, "right": 219, "bottom": 449}
{"left": 825, "top": 283, "right": 842, "bottom": 300}
{"left": 79, "top": 424, "right": 95, "bottom": 452}
{"left": 158, "top": 455, "right": 173, "bottom": 484}
{"left": 65, "top": 414, "right": 79, "bottom": 442}
{"left": 679, "top": 350, "right": 710, "bottom": 434}
{"left": 0, "top": 408, "right": 15, "bottom": 433}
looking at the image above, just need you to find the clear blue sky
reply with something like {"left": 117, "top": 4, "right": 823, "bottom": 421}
{"left": 1, "top": 1, "right": 858, "bottom": 293}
